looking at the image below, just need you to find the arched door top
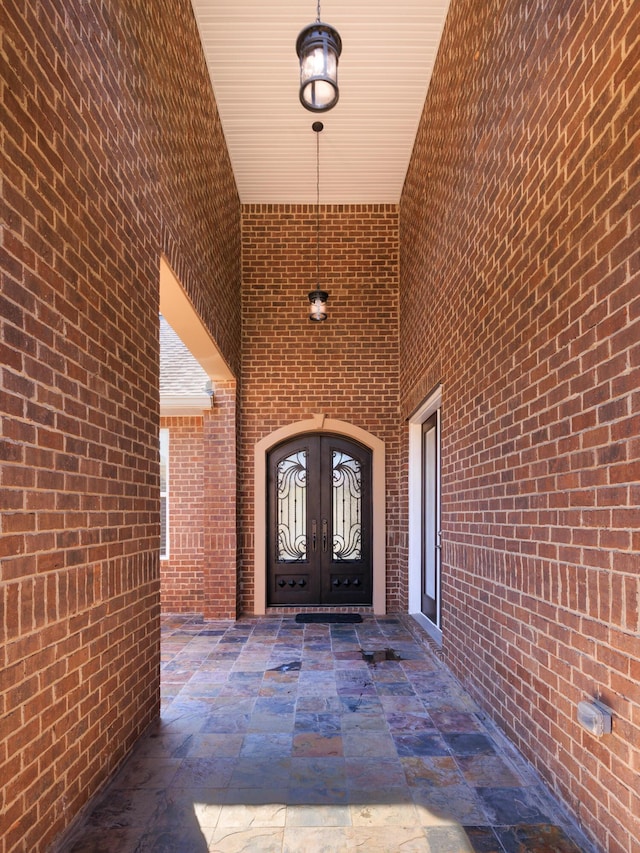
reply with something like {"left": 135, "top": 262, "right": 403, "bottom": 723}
{"left": 255, "top": 415, "right": 385, "bottom": 457}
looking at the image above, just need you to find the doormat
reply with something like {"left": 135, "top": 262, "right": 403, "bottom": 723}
{"left": 295, "top": 613, "right": 363, "bottom": 624}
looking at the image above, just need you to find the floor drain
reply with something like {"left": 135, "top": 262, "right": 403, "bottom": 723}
{"left": 361, "top": 648, "right": 402, "bottom": 664}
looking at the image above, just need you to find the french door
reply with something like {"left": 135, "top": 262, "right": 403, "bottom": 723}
{"left": 267, "top": 434, "right": 372, "bottom": 606}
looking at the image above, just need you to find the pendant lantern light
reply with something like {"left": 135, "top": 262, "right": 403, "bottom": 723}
{"left": 296, "top": 2, "right": 342, "bottom": 113}
{"left": 308, "top": 288, "right": 329, "bottom": 322}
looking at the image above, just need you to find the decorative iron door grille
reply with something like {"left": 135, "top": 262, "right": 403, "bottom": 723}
{"left": 267, "top": 434, "right": 372, "bottom": 606}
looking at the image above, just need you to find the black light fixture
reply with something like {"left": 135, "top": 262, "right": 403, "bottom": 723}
{"left": 296, "top": 2, "right": 342, "bottom": 113}
{"left": 308, "top": 121, "right": 328, "bottom": 322}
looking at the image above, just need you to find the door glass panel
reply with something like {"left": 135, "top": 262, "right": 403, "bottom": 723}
{"left": 276, "top": 451, "right": 307, "bottom": 562}
{"left": 423, "top": 422, "right": 437, "bottom": 601}
{"left": 421, "top": 413, "right": 440, "bottom": 623}
{"left": 332, "top": 450, "right": 362, "bottom": 561}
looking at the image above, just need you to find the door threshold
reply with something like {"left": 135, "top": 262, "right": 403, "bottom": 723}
{"left": 265, "top": 605, "right": 373, "bottom": 616}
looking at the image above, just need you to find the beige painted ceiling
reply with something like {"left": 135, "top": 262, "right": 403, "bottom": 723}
{"left": 190, "top": 0, "right": 451, "bottom": 205}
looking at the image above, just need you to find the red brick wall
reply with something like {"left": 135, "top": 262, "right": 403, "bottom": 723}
{"left": 400, "top": 2, "right": 639, "bottom": 851}
{"left": 160, "top": 417, "right": 205, "bottom": 614}
{"left": 240, "top": 204, "right": 401, "bottom": 614}
{"left": 160, "top": 384, "right": 238, "bottom": 619}
{"left": 1, "top": 0, "right": 240, "bottom": 849}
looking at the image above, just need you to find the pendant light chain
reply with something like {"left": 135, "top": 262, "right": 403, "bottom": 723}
{"left": 308, "top": 121, "right": 328, "bottom": 321}
{"left": 316, "top": 126, "right": 320, "bottom": 282}
{"left": 316, "top": 0, "right": 321, "bottom": 22}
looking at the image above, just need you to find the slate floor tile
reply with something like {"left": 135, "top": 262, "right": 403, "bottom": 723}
{"left": 171, "top": 733, "right": 244, "bottom": 759}
{"left": 286, "top": 802, "right": 352, "bottom": 826}
{"left": 209, "top": 827, "right": 284, "bottom": 852}
{"left": 495, "top": 823, "right": 585, "bottom": 852}
{"left": 239, "top": 732, "right": 292, "bottom": 757}
{"left": 462, "top": 826, "right": 504, "bottom": 852}
{"left": 85, "top": 786, "right": 163, "bottom": 829}
{"left": 350, "top": 794, "right": 418, "bottom": 827}
{"left": 376, "top": 681, "right": 417, "bottom": 696}
{"left": 385, "top": 712, "right": 437, "bottom": 734}
{"left": 294, "top": 712, "right": 341, "bottom": 733}
{"left": 295, "top": 694, "right": 342, "bottom": 713}
{"left": 111, "top": 757, "right": 182, "bottom": 791}
{"left": 282, "top": 825, "right": 355, "bottom": 853}
{"left": 170, "top": 757, "right": 237, "bottom": 789}
{"left": 228, "top": 756, "right": 290, "bottom": 788}
{"left": 217, "top": 799, "right": 287, "bottom": 827}
{"left": 340, "top": 710, "right": 388, "bottom": 732}
{"left": 293, "top": 731, "right": 344, "bottom": 757}
{"left": 290, "top": 756, "right": 347, "bottom": 792}
{"left": 443, "top": 733, "right": 497, "bottom": 756}
{"left": 347, "top": 825, "right": 431, "bottom": 852}
{"left": 247, "top": 711, "right": 295, "bottom": 733}
{"left": 67, "top": 824, "right": 154, "bottom": 853}
{"left": 200, "top": 713, "right": 251, "bottom": 734}
{"left": 424, "top": 824, "right": 477, "bottom": 852}
{"left": 476, "top": 786, "right": 551, "bottom": 825}
{"left": 63, "top": 615, "right": 591, "bottom": 853}
{"left": 342, "top": 730, "right": 398, "bottom": 758}
{"left": 345, "top": 756, "right": 407, "bottom": 789}
{"left": 379, "top": 694, "right": 427, "bottom": 713}
{"left": 455, "top": 753, "right": 524, "bottom": 787}
{"left": 393, "top": 732, "right": 449, "bottom": 757}
{"left": 412, "top": 783, "right": 488, "bottom": 826}
{"left": 429, "top": 711, "right": 485, "bottom": 733}
{"left": 401, "top": 755, "right": 463, "bottom": 788}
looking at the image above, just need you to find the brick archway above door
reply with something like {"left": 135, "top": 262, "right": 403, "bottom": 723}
{"left": 254, "top": 415, "right": 386, "bottom": 615}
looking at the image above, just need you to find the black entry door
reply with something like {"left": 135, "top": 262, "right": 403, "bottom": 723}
{"left": 267, "top": 434, "right": 372, "bottom": 606}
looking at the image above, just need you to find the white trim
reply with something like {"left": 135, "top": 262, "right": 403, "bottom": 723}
{"left": 408, "top": 386, "right": 442, "bottom": 637}
{"left": 160, "top": 394, "right": 212, "bottom": 416}
{"left": 160, "top": 428, "right": 169, "bottom": 560}
{"left": 253, "top": 415, "right": 386, "bottom": 615}
{"left": 411, "top": 611, "right": 442, "bottom": 646}
{"left": 159, "top": 256, "right": 234, "bottom": 381}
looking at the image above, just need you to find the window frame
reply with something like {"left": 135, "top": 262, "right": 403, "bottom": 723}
{"left": 160, "top": 428, "right": 169, "bottom": 560}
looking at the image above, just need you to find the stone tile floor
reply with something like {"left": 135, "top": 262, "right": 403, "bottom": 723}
{"left": 64, "top": 615, "right": 593, "bottom": 852}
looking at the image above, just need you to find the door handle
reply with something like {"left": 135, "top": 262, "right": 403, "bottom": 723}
{"left": 322, "top": 519, "right": 328, "bottom": 552}
{"left": 311, "top": 519, "right": 317, "bottom": 552}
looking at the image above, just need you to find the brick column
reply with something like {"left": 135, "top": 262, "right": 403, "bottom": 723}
{"left": 202, "top": 380, "right": 238, "bottom": 618}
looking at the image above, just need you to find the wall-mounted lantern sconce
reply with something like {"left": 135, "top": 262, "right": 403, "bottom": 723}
{"left": 296, "top": 4, "right": 342, "bottom": 112}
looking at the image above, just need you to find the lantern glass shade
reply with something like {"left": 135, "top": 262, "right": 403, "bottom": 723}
{"left": 308, "top": 290, "right": 329, "bottom": 322}
{"left": 296, "top": 24, "right": 342, "bottom": 112}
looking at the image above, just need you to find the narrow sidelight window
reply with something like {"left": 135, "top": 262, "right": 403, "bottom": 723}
{"left": 160, "top": 429, "right": 169, "bottom": 559}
